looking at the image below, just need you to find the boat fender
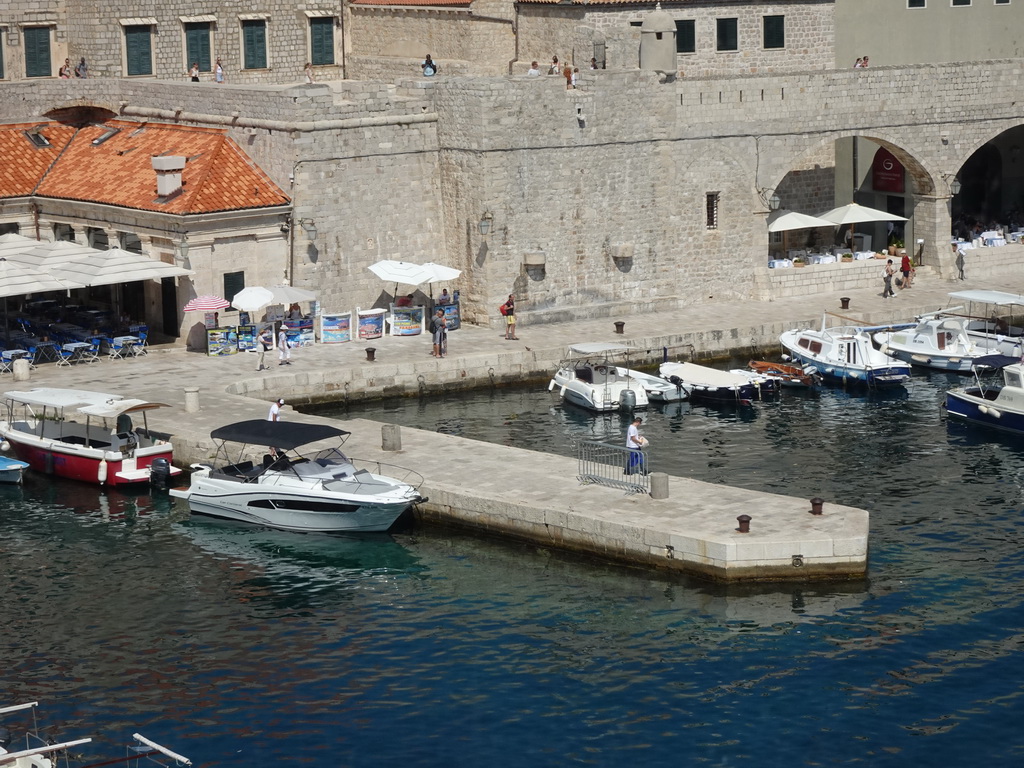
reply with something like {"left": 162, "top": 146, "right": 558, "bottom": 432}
{"left": 0, "top": 440, "right": 8, "bottom": 452}
{"left": 990, "top": 408, "right": 1002, "bottom": 419}
{"left": 547, "top": 380, "right": 556, "bottom": 392}
{"left": 98, "top": 458, "right": 108, "bottom": 485}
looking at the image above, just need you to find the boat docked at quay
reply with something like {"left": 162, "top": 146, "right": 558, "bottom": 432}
{"left": 747, "top": 360, "right": 818, "bottom": 389}
{"left": 944, "top": 356, "right": 1024, "bottom": 434}
{"left": 780, "top": 316, "right": 911, "bottom": 388}
{"left": 171, "top": 420, "right": 426, "bottom": 533}
{"left": 659, "top": 361, "right": 772, "bottom": 404}
{"left": 0, "top": 455, "right": 29, "bottom": 483}
{"left": 873, "top": 309, "right": 999, "bottom": 372}
{"left": 947, "top": 289, "right": 1024, "bottom": 356}
{"left": 548, "top": 343, "right": 656, "bottom": 412}
{"left": 0, "top": 388, "right": 181, "bottom": 486}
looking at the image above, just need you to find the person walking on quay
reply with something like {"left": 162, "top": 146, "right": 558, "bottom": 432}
{"left": 502, "top": 294, "right": 518, "bottom": 340}
{"left": 257, "top": 326, "right": 273, "bottom": 371}
{"left": 278, "top": 327, "right": 292, "bottom": 365}
{"left": 882, "top": 259, "right": 896, "bottom": 299}
{"left": 625, "top": 416, "right": 648, "bottom": 475}
{"left": 431, "top": 308, "right": 447, "bottom": 357}
{"left": 900, "top": 251, "right": 914, "bottom": 289}
{"left": 268, "top": 398, "right": 285, "bottom": 422}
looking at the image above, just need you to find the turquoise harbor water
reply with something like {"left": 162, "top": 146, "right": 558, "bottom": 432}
{"left": 4, "top": 370, "right": 1024, "bottom": 766}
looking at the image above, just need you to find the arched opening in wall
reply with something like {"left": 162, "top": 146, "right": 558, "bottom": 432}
{"left": 43, "top": 105, "right": 118, "bottom": 126}
{"left": 949, "top": 125, "right": 1024, "bottom": 242}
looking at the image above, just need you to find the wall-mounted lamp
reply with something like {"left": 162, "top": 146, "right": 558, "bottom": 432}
{"left": 176, "top": 234, "right": 190, "bottom": 261}
{"left": 946, "top": 176, "right": 961, "bottom": 196}
{"left": 478, "top": 211, "right": 494, "bottom": 237}
{"left": 299, "top": 219, "right": 318, "bottom": 241}
{"left": 758, "top": 188, "right": 781, "bottom": 211}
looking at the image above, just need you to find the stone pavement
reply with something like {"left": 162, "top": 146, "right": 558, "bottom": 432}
{"left": 4, "top": 269, "right": 1019, "bottom": 581}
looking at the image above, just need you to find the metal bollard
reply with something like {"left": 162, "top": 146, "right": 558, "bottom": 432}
{"left": 809, "top": 497, "right": 824, "bottom": 515}
{"left": 381, "top": 423, "right": 402, "bottom": 452}
{"left": 184, "top": 387, "right": 200, "bottom": 413}
{"left": 736, "top": 514, "right": 751, "bottom": 533}
{"left": 840, "top": 297, "right": 851, "bottom": 310}
{"left": 649, "top": 471, "right": 669, "bottom": 499}
{"left": 366, "top": 347, "right": 376, "bottom": 362}
{"left": 614, "top": 321, "right": 625, "bottom": 334}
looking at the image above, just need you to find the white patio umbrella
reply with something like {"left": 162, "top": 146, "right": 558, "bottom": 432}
{"left": 53, "top": 248, "right": 193, "bottom": 287}
{"left": 419, "top": 262, "right": 461, "bottom": 300}
{"left": 368, "top": 260, "right": 434, "bottom": 296}
{"left": 767, "top": 210, "right": 835, "bottom": 259}
{"left": 265, "top": 284, "right": 316, "bottom": 305}
{"left": 817, "top": 203, "right": 908, "bottom": 252}
{"left": 231, "top": 286, "right": 276, "bottom": 313}
{"left": 0, "top": 257, "right": 83, "bottom": 342}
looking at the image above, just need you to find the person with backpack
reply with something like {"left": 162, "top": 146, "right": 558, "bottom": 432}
{"left": 501, "top": 294, "right": 518, "bottom": 340}
{"left": 431, "top": 308, "right": 447, "bottom": 357}
{"left": 422, "top": 55, "right": 439, "bottom": 77}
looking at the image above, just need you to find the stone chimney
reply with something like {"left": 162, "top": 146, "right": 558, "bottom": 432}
{"left": 152, "top": 155, "right": 186, "bottom": 198}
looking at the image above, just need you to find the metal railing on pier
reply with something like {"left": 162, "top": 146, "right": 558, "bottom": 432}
{"left": 576, "top": 440, "right": 650, "bottom": 494}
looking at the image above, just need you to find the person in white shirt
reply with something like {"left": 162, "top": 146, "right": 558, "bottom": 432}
{"left": 527, "top": 61, "right": 540, "bottom": 76}
{"left": 268, "top": 398, "right": 285, "bottom": 422}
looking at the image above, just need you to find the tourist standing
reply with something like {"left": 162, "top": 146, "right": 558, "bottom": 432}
{"left": 548, "top": 56, "right": 559, "bottom": 75}
{"left": 439, "top": 288, "right": 451, "bottom": 305}
{"left": 189, "top": 62, "right": 200, "bottom": 82}
{"left": 503, "top": 294, "right": 518, "bottom": 340}
{"left": 431, "top": 309, "right": 447, "bottom": 357}
{"left": 74, "top": 57, "right": 88, "bottom": 78}
{"left": 563, "top": 63, "right": 573, "bottom": 90}
{"left": 571, "top": 68, "right": 579, "bottom": 89}
{"left": 304, "top": 63, "right": 315, "bottom": 83}
{"left": 900, "top": 252, "right": 913, "bottom": 289}
{"left": 527, "top": 61, "right": 540, "bottom": 77}
{"left": 625, "top": 416, "right": 648, "bottom": 475}
{"left": 59, "top": 59, "right": 72, "bottom": 78}
{"left": 882, "top": 259, "right": 896, "bottom": 299}
{"left": 257, "top": 326, "right": 273, "bottom": 371}
{"left": 214, "top": 58, "right": 224, "bottom": 84}
{"left": 422, "top": 55, "right": 438, "bottom": 77}
{"left": 268, "top": 398, "right": 285, "bottom": 422}
{"left": 278, "top": 327, "right": 292, "bottom": 365}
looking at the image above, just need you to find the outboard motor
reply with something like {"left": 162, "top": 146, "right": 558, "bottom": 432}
{"left": 619, "top": 389, "right": 637, "bottom": 412}
{"left": 150, "top": 457, "right": 171, "bottom": 490}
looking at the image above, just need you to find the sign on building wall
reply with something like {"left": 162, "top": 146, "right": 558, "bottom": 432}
{"left": 872, "top": 147, "right": 904, "bottom": 193}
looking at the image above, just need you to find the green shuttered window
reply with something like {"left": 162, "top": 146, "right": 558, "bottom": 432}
{"left": 243, "top": 20, "right": 267, "bottom": 70}
{"left": 185, "top": 22, "right": 212, "bottom": 72}
{"left": 125, "top": 25, "right": 153, "bottom": 76}
{"left": 24, "top": 27, "right": 52, "bottom": 78}
{"left": 716, "top": 18, "right": 738, "bottom": 52}
{"left": 763, "top": 16, "right": 785, "bottom": 50}
{"left": 310, "top": 17, "right": 334, "bottom": 66}
{"left": 675, "top": 20, "right": 695, "bottom": 54}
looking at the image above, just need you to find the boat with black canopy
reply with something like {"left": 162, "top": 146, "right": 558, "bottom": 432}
{"left": 170, "top": 420, "right": 425, "bottom": 532}
{"left": 944, "top": 354, "right": 1024, "bottom": 434}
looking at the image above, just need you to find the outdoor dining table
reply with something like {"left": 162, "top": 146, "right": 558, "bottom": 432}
{"left": 111, "top": 335, "right": 142, "bottom": 359}
{"left": 0, "top": 349, "right": 29, "bottom": 373}
{"left": 32, "top": 341, "right": 60, "bottom": 364}
{"left": 62, "top": 341, "right": 95, "bottom": 363}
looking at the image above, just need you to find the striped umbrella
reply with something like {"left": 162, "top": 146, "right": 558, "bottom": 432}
{"left": 183, "top": 295, "right": 230, "bottom": 312}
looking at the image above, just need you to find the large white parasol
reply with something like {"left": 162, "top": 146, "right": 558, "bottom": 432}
{"left": 231, "top": 286, "right": 276, "bottom": 313}
{"left": 767, "top": 210, "right": 835, "bottom": 232}
{"left": 818, "top": 203, "right": 908, "bottom": 251}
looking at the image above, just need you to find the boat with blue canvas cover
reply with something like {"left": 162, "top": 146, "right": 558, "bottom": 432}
{"left": 0, "top": 455, "right": 29, "bottom": 483}
{"left": 944, "top": 355, "right": 1024, "bottom": 434}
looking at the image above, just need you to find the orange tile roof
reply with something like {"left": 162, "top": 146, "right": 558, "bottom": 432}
{"left": 0, "top": 122, "right": 77, "bottom": 198}
{"left": 352, "top": 0, "right": 470, "bottom": 6}
{"left": 0, "top": 120, "right": 289, "bottom": 214}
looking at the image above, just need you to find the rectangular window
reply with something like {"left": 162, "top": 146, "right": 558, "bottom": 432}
{"left": 243, "top": 20, "right": 267, "bottom": 69}
{"left": 675, "top": 20, "right": 695, "bottom": 53}
{"left": 125, "top": 25, "right": 153, "bottom": 76}
{"left": 951, "top": 0, "right": 971, "bottom": 5}
{"left": 706, "top": 192, "right": 719, "bottom": 230}
{"left": 310, "top": 17, "right": 334, "bottom": 66}
{"left": 908, "top": 0, "right": 925, "bottom": 6}
{"left": 185, "top": 22, "right": 212, "bottom": 72}
{"left": 763, "top": 16, "right": 785, "bottom": 49}
{"left": 224, "top": 271, "right": 245, "bottom": 309}
{"left": 24, "top": 27, "right": 52, "bottom": 78}
{"left": 629, "top": 21, "right": 643, "bottom": 28}
{"left": 995, "top": 0, "right": 1009, "bottom": 5}
{"left": 716, "top": 18, "right": 738, "bottom": 52}
{"left": 0, "top": 35, "right": 5, "bottom": 79}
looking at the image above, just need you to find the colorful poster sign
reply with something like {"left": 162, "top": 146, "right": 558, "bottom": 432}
{"left": 284, "top": 320, "right": 315, "bottom": 346}
{"left": 236, "top": 324, "right": 257, "bottom": 352}
{"left": 204, "top": 312, "right": 219, "bottom": 329}
{"left": 321, "top": 313, "right": 353, "bottom": 344}
{"left": 358, "top": 308, "right": 386, "bottom": 340}
{"left": 391, "top": 305, "right": 424, "bottom": 336}
{"left": 436, "top": 302, "right": 460, "bottom": 331}
{"left": 206, "top": 327, "right": 238, "bottom": 356}
{"left": 872, "top": 147, "right": 904, "bottom": 193}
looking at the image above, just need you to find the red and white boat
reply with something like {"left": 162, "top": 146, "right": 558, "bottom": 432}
{"left": 0, "top": 388, "right": 181, "bottom": 486}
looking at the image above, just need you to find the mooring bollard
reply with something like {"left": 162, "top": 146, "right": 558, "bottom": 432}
{"left": 649, "top": 471, "right": 669, "bottom": 499}
{"left": 736, "top": 514, "right": 751, "bottom": 533}
{"left": 840, "top": 297, "right": 851, "bottom": 310}
{"left": 12, "top": 358, "right": 30, "bottom": 382}
{"left": 184, "top": 386, "right": 200, "bottom": 413}
{"left": 366, "top": 347, "right": 377, "bottom": 362}
{"left": 382, "top": 424, "right": 402, "bottom": 452}
{"left": 809, "top": 497, "right": 825, "bottom": 515}
{"left": 614, "top": 321, "right": 626, "bottom": 335}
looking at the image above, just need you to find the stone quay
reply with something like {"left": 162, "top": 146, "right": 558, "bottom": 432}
{"left": 9, "top": 273, "right": 1022, "bottom": 582}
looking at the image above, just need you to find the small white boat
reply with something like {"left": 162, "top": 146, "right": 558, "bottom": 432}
{"left": 0, "top": 701, "right": 190, "bottom": 768}
{"left": 0, "top": 388, "right": 182, "bottom": 486}
{"left": 947, "top": 289, "right": 1024, "bottom": 356}
{"left": 873, "top": 309, "right": 1000, "bottom": 372}
{"left": 945, "top": 356, "right": 1024, "bottom": 434}
{"left": 659, "top": 361, "right": 769, "bottom": 403}
{"left": 0, "top": 455, "right": 29, "bottom": 483}
{"left": 171, "top": 420, "right": 425, "bottom": 533}
{"left": 548, "top": 343, "right": 652, "bottom": 412}
{"left": 780, "top": 315, "right": 911, "bottom": 388}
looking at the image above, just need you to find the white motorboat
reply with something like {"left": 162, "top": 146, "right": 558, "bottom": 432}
{"left": 548, "top": 343, "right": 652, "bottom": 412}
{"left": 947, "top": 289, "right": 1024, "bottom": 356}
{"left": 0, "top": 702, "right": 190, "bottom": 768}
{"left": 659, "top": 361, "right": 770, "bottom": 404}
{"left": 945, "top": 355, "right": 1024, "bottom": 434}
{"left": 780, "top": 315, "right": 911, "bottom": 388}
{"left": 0, "top": 388, "right": 181, "bottom": 486}
{"left": 171, "top": 420, "right": 426, "bottom": 533}
{"left": 873, "top": 309, "right": 999, "bottom": 372}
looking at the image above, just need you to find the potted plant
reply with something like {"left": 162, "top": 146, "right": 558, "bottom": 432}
{"left": 793, "top": 256, "right": 806, "bottom": 268}
{"left": 841, "top": 252, "right": 853, "bottom": 262}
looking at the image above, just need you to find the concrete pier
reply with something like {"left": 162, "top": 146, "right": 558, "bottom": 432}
{"left": 8, "top": 276, "right": 1019, "bottom": 581}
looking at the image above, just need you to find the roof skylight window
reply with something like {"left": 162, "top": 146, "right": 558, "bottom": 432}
{"left": 25, "top": 129, "right": 50, "bottom": 148}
